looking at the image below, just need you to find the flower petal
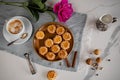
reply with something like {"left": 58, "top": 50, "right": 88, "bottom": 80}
{"left": 53, "top": 2, "right": 61, "bottom": 13}
{"left": 61, "top": 0, "right": 68, "bottom": 4}
{"left": 53, "top": 0, "right": 73, "bottom": 22}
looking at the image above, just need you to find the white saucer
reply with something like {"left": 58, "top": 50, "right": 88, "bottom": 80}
{"left": 3, "top": 16, "right": 33, "bottom": 44}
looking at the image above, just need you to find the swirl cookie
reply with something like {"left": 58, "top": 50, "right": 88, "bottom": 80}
{"left": 39, "top": 46, "right": 48, "bottom": 56}
{"left": 56, "top": 26, "right": 65, "bottom": 35}
{"left": 61, "top": 41, "right": 70, "bottom": 50}
{"left": 47, "top": 25, "right": 56, "bottom": 34}
{"left": 53, "top": 35, "right": 62, "bottom": 44}
{"left": 36, "top": 31, "right": 45, "bottom": 39}
{"left": 47, "top": 70, "right": 57, "bottom": 80}
{"left": 45, "top": 39, "right": 54, "bottom": 48}
{"left": 46, "top": 52, "right": 56, "bottom": 61}
{"left": 58, "top": 50, "right": 68, "bottom": 59}
{"left": 51, "top": 45, "right": 60, "bottom": 53}
{"left": 62, "top": 32, "right": 71, "bottom": 41}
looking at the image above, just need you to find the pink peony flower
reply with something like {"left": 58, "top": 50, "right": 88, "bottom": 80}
{"left": 53, "top": 0, "right": 73, "bottom": 22}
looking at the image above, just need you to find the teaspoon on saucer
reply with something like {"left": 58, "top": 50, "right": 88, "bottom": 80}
{"left": 7, "top": 33, "right": 28, "bottom": 46}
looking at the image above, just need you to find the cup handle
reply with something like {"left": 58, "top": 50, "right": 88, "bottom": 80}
{"left": 112, "top": 17, "right": 117, "bottom": 23}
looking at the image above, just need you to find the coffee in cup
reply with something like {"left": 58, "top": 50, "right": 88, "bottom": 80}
{"left": 6, "top": 19, "right": 24, "bottom": 35}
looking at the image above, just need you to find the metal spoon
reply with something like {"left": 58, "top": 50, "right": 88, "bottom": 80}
{"left": 24, "top": 53, "right": 36, "bottom": 75}
{"left": 7, "top": 33, "right": 28, "bottom": 46}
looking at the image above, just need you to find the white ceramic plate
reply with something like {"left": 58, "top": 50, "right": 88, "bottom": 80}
{"left": 3, "top": 16, "right": 33, "bottom": 44}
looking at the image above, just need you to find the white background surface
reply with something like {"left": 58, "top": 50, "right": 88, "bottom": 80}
{"left": 0, "top": 0, "right": 120, "bottom": 80}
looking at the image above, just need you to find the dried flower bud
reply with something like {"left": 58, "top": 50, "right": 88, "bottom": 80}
{"left": 93, "top": 49, "right": 100, "bottom": 55}
{"left": 86, "top": 58, "right": 93, "bottom": 65}
{"left": 96, "top": 57, "right": 102, "bottom": 63}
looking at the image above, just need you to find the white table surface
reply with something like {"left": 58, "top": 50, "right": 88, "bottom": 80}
{"left": 0, "top": 0, "right": 120, "bottom": 80}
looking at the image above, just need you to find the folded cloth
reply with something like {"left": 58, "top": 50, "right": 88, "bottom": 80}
{"left": 0, "top": 5, "right": 87, "bottom": 71}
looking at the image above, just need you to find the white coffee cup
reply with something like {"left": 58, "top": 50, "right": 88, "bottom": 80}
{"left": 99, "top": 14, "right": 113, "bottom": 24}
{"left": 6, "top": 17, "right": 25, "bottom": 36}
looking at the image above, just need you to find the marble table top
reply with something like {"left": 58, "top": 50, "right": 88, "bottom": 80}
{"left": 0, "top": 0, "right": 120, "bottom": 80}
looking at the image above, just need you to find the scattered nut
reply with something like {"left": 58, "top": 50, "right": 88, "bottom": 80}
{"left": 47, "top": 70, "right": 57, "bottom": 80}
{"left": 96, "top": 57, "right": 102, "bottom": 63}
{"left": 86, "top": 58, "right": 93, "bottom": 65}
{"left": 93, "top": 49, "right": 100, "bottom": 55}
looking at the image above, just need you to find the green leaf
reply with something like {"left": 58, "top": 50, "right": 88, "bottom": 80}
{"left": 24, "top": 7, "right": 33, "bottom": 17}
{"left": 41, "top": 0, "right": 47, "bottom": 3}
{"left": 32, "top": 10, "right": 39, "bottom": 21}
{"left": 30, "top": 9, "right": 39, "bottom": 21}
{"left": 0, "top": 1, "right": 25, "bottom": 7}
{"left": 23, "top": 2, "right": 29, "bottom": 7}
{"left": 47, "top": 6, "right": 53, "bottom": 11}
{"left": 32, "top": 0, "right": 45, "bottom": 10}
{"left": 46, "top": 11, "right": 56, "bottom": 22}
{"left": 24, "top": 7, "right": 39, "bottom": 21}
